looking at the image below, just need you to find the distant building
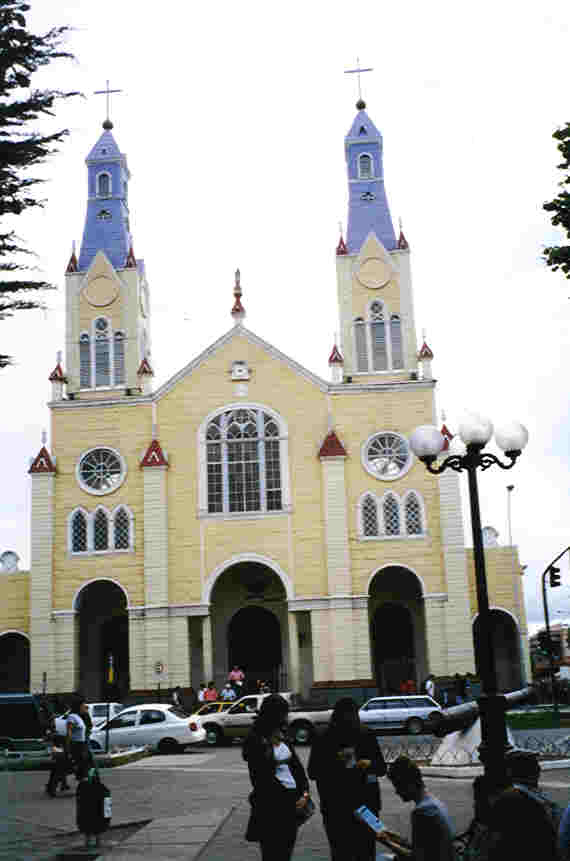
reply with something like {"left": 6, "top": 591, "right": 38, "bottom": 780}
{"left": 530, "top": 622, "right": 569, "bottom": 677}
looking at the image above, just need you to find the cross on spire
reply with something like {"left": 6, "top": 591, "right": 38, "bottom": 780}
{"left": 344, "top": 57, "right": 373, "bottom": 108}
{"left": 94, "top": 80, "right": 123, "bottom": 130}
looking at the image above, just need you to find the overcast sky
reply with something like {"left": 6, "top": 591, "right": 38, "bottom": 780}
{"left": 2, "top": 1, "right": 570, "bottom": 636}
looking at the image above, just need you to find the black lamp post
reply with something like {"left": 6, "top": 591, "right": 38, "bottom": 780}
{"left": 410, "top": 415, "right": 529, "bottom": 790}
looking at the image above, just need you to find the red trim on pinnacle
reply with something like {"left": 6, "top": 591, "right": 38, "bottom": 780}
{"left": 318, "top": 430, "right": 347, "bottom": 458}
{"left": 125, "top": 246, "right": 136, "bottom": 268}
{"left": 48, "top": 363, "right": 67, "bottom": 382}
{"left": 66, "top": 252, "right": 78, "bottom": 273}
{"left": 140, "top": 439, "right": 169, "bottom": 468}
{"left": 137, "top": 357, "right": 154, "bottom": 376}
{"left": 418, "top": 341, "right": 434, "bottom": 360}
{"left": 397, "top": 230, "right": 409, "bottom": 250}
{"left": 440, "top": 423, "right": 454, "bottom": 452}
{"left": 328, "top": 344, "right": 344, "bottom": 365}
{"left": 336, "top": 235, "right": 348, "bottom": 255}
{"left": 29, "top": 446, "right": 56, "bottom": 474}
{"left": 231, "top": 296, "right": 245, "bottom": 316}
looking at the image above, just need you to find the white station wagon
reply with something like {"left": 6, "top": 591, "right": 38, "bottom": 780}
{"left": 89, "top": 704, "right": 206, "bottom": 753}
{"left": 358, "top": 695, "right": 442, "bottom": 735}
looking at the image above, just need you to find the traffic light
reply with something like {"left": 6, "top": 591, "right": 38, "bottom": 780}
{"left": 550, "top": 566, "right": 562, "bottom": 588}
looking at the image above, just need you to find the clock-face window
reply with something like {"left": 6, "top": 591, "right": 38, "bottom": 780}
{"left": 77, "top": 447, "right": 126, "bottom": 495}
{"left": 363, "top": 432, "right": 412, "bottom": 481}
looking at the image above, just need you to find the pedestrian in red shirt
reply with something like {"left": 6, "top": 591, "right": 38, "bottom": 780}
{"left": 204, "top": 681, "right": 218, "bottom": 701}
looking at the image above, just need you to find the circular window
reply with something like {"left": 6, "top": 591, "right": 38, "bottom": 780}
{"left": 77, "top": 447, "right": 126, "bottom": 495}
{"left": 362, "top": 432, "right": 412, "bottom": 481}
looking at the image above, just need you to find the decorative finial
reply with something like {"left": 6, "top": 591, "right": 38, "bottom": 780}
{"left": 94, "top": 79, "right": 123, "bottom": 130}
{"left": 441, "top": 409, "right": 446, "bottom": 422}
{"left": 56, "top": 350, "right": 62, "bottom": 364}
{"left": 422, "top": 328, "right": 426, "bottom": 340}
{"left": 41, "top": 429, "right": 47, "bottom": 446}
{"left": 344, "top": 57, "right": 373, "bottom": 108}
{"left": 72, "top": 240, "right": 76, "bottom": 255}
{"left": 231, "top": 268, "right": 245, "bottom": 324}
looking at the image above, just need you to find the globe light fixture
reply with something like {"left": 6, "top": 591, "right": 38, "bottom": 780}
{"left": 411, "top": 412, "right": 529, "bottom": 793}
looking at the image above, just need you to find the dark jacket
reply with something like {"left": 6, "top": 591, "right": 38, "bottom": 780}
{"left": 243, "top": 729, "right": 309, "bottom": 841}
{"left": 307, "top": 726, "right": 386, "bottom": 816}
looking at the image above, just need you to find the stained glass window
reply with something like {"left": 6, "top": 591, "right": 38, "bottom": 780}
{"left": 383, "top": 494, "right": 400, "bottom": 535}
{"left": 405, "top": 494, "right": 423, "bottom": 535}
{"left": 94, "top": 509, "right": 109, "bottom": 550}
{"left": 71, "top": 510, "right": 87, "bottom": 552}
{"left": 114, "top": 508, "right": 130, "bottom": 549}
{"left": 362, "top": 495, "right": 378, "bottom": 536}
{"left": 365, "top": 432, "right": 411, "bottom": 480}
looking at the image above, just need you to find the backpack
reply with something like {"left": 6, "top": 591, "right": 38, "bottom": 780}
{"left": 513, "top": 784, "right": 563, "bottom": 834}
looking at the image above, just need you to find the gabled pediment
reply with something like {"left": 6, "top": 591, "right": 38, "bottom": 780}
{"left": 79, "top": 250, "right": 124, "bottom": 306}
{"left": 354, "top": 232, "right": 398, "bottom": 289}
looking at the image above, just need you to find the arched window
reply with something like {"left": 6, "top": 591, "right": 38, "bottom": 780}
{"left": 94, "top": 318, "right": 110, "bottom": 386}
{"left": 113, "top": 507, "right": 130, "bottom": 550}
{"left": 383, "top": 494, "right": 400, "bottom": 536}
{"left": 370, "top": 301, "right": 387, "bottom": 371}
{"left": 405, "top": 493, "right": 423, "bottom": 535}
{"left": 114, "top": 331, "right": 125, "bottom": 385}
{"left": 97, "top": 173, "right": 110, "bottom": 196}
{"left": 362, "top": 495, "right": 378, "bottom": 536}
{"left": 391, "top": 315, "right": 404, "bottom": 369}
{"left": 94, "top": 509, "right": 109, "bottom": 551}
{"left": 354, "top": 318, "right": 368, "bottom": 372}
{"left": 80, "top": 333, "right": 90, "bottom": 388}
{"left": 204, "top": 407, "right": 286, "bottom": 515}
{"left": 71, "top": 510, "right": 87, "bottom": 553}
{"left": 358, "top": 154, "right": 372, "bottom": 179}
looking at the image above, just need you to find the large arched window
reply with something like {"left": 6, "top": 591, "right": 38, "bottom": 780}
{"left": 358, "top": 153, "right": 373, "bottom": 179}
{"left": 69, "top": 505, "right": 134, "bottom": 554}
{"left": 79, "top": 319, "right": 126, "bottom": 389}
{"left": 383, "top": 493, "right": 400, "bottom": 536}
{"left": 352, "top": 302, "right": 406, "bottom": 374}
{"left": 361, "top": 494, "right": 379, "bottom": 536}
{"left": 113, "top": 506, "right": 131, "bottom": 550}
{"left": 203, "top": 406, "right": 289, "bottom": 516}
{"left": 94, "top": 508, "right": 109, "bottom": 551}
{"left": 71, "top": 510, "right": 88, "bottom": 553}
{"left": 404, "top": 492, "right": 424, "bottom": 535}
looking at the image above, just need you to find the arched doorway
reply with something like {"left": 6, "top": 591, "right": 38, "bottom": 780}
{"left": 369, "top": 566, "right": 426, "bottom": 694}
{"left": 228, "top": 606, "right": 282, "bottom": 691}
{"left": 473, "top": 609, "right": 522, "bottom": 692}
{"left": 0, "top": 633, "right": 30, "bottom": 692}
{"left": 76, "top": 580, "right": 129, "bottom": 700}
{"left": 207, "top": 561, "right": 288, "bottom": 692}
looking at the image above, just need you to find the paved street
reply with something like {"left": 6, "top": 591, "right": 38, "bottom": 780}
{"left": 2, "top": 743, "right": 570, "bottom": 860}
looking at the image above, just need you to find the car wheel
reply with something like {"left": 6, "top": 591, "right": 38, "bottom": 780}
{"left": 406, "top": 717, "right": 423, "bottom": 735}
{"left": 290, "top": 721, "right": 313, "bottom": 745}
{"left": 428, "top": 711, "right": 443, "bottom": 730}
{"left": 88, "top": 739, "right": 102, "bottom": 752}
{"left": 205, "top": 725, "right": 222, "bottom": 746}
{"left": 157, "top": 738, "right": 179, "bottom": 755}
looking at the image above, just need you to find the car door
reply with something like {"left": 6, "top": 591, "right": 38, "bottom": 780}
{"left": 100, "top": 709, "right": 139, "bottom": 747}
{"left": 139, "top": 709, "right": 168, "bottom": 746}
{"left": 360, "top": 699, "right": 387, "bottom": 732}
{"left": 384, "top": 699, "right": 407, "bottom": 729}
{"left": 223, "top": 697, "right": 259, "bottom": 739}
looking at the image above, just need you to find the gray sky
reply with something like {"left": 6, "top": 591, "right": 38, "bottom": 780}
{"left": 2, "top": 0, "right": 570, "bottom": 635}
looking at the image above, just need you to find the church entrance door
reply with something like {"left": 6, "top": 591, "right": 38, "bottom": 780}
{"left": 369, "top": 566, "right": 427, "bottom": 695}
{"left": 0, "top": 632, "right": 30, "bottom": 693}
{"left": 77, "top": 580, "right": 129, "bottom": 700}
{"left": 228, "top": 606, "right": 282, "bottom": 693}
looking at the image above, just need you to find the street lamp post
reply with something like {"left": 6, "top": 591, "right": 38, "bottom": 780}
{"left": 410, "top": 414, "right": 529, "bottom": 790}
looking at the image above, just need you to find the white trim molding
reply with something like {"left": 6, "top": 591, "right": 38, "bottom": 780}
{"left": 0, "top": 629, "right": 30, "bottom": 640}
{"left": 203, "top": 553, "right": 294, "bottom": 604}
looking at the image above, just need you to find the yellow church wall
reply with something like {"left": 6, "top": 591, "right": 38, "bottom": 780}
{"left": 0, "top": 572, "right": 30, "bottom": 633}
{"left": 78, "top": 288, "right": 124, "bottom": 333}
{"left": 155, "top": 334, "right": 330, "bottom": 605}
{"left": 330, "top": 386, "right": 446, "bottom": 595}
{"left": 50, "top": 402, "right": 152, "bottom": 610}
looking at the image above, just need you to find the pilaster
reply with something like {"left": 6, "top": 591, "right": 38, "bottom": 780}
{"left": 319, "top": 438, "right": 350, "bottom": 596}
{"left": 168, "top": 616, "right": 190, "bottom": 687}
{"left": 352, "top": 602, "right": 372, "bottom": 679}
{"left": 29, "top": 472, "right": 56, "bottom": 692}
{"left": 54, "top": 612, "right": 78, "bottom": 692}
{"left": 128, "top": 609, "right": 146, "bottom": 691}
{"left": 310, "top": 609, "right": 331, "bottom": 682}
{"left": 142, "top": 456, "right": 169, "bottom": 687}
{"left": 287, "top": 612, "right": 300, "bottom": 694}
{"left": 438, "top": 469, "right": 476, "bottom": 673}
{"left": 423, "top": 595, "right": 449, "bottom": 676}
{"left": 143, "top": 614, "right": 169, "bottom": 690}
{"left": 202, "top": 615, "right": 213, "bottom": 683}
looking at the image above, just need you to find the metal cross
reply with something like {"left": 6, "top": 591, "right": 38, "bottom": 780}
{"left": 94, "top": 80, "right": 123, "bottom": 121}
{"left": 344, "top": 58, "right": 373, "bottom": 101}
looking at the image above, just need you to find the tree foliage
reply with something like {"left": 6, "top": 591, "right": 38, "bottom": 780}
{"left": 0, "top": 0, "right": 78, "bottom": 367}
{"left": 543, "top": 122, "right": 570, "bottom": 280}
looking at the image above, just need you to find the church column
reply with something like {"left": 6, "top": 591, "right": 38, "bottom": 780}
{"left": 287, "top": 611, "right": 300, "bottom": 694}
{"left": 352, "top": 599, "right": 372, "bottom": 679}
{"left": 54, "top": 611, "right": 78, "bottom": 693}
{"left": 423, "top": 595, "right": 449, "bottom": 677}
{"left": 438, "top": 469, "right": 476, "bottom": 673}
{"left": 169, "top": 615, "right": 190, "bottom": 687}
{"left": 141, "top": 439, "right": 170, "bottom": 689}
{"left": 128, "top": 609, "right": 146, "bottom": 691}
{"left": 202, "top": 614, "right": 213, "bottom": 683}
{"left": 310, "top": 608, "right": 331, "bottom": 683}
{"left": 28, "top": 447, "right": 56, "bottom": 693}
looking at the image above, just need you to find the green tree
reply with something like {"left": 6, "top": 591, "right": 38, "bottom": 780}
{"left": 0, "top": 0, "right": 78, "bottom": 367}
{"left": 544, "top": 122, "right": 570, "bottom": 280}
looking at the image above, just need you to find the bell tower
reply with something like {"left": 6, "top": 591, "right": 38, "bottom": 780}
{"left": 336, "top": 100, "right": 418, "bottom": 381}
{"left": 63, "top": 117, "right": 152, "bottom": 399}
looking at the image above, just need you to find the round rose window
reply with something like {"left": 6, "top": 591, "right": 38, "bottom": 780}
{"left": 363, "top": 432, "right": 412, "bottom": 481}
{"left": 77, "top": 448, "right": 125, "bottom": 495}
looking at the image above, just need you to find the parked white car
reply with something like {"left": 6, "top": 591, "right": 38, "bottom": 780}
{"left": 358, "top": 695, "right": 442, "bottom": 735}
{"left": 89, "top": 704, "right": 206, "bottom": 753}
{"left": 54, "top": 702, "right": 124, "bottom": 737}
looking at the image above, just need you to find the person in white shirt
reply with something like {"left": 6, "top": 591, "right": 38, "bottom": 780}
{"left": 221, "top": 683, "right": 237, "bottom": 701}
{"left": 66, "top": 696, "right": 91, "bottom": 780}
{"left": 198, "top": 683, "right": 206, "bottom": 702}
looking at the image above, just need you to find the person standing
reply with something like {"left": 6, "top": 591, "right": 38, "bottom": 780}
{"left": 425, "top": 675, "right": 436, "bottom": 701}
{"left": 243, "top": 694, "right": 310, "bottom": 861}
{"left": 204, "top": 681, "right": 218, "bottom": 702}
{"left": 308, "top": 697, "right": 386, "bottom": 861}
{"left": 221, "top": 683, "right": 237, "bottom": 702}
{"left": 381, "top": 755, "right": 455, "bottom": 861}
{"left": 198, "top": 683, "right": 206, "bottom": 702}
{"left": 65, "top": 695, "right": 92, "bottom": 781}
{"left": 228, "top": 665, "right": 245, "bottom": 692}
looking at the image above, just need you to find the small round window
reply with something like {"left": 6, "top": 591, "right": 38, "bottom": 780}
{"left": 362, "top": 432, "right": 412, "bottom": 481}
{"left": 77, "top": 447, "right": 126, "bottom": 495}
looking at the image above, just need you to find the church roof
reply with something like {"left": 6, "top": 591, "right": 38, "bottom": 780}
{"left": 328, "top": 344, "right": 344, "bottom": 364}
{"left": 86, "top": 128, "right": 123, "bottom": 163}
{"left": 29, "top": 446, "right": 56, "bottom": 474}
{"left": 318, "top": 430, "right": 347, "bottom": 458}
{"left": 345, "top": 109, "right": 381, "bottom": 141}
{"left": 140, "top": 439, "right": 168, "bottom": 468}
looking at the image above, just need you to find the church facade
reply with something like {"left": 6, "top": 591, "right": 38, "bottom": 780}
{"left": 1, "top": 102, "right": 531, "bottom": 700}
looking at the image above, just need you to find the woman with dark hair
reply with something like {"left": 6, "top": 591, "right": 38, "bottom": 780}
{"left": 243, "top": 694, "right": 310, "bottom": 861}
{"left": 308, "top": 697, "right": 386, "bottom": 861}
{"left": 65, "top": 695, "right": 92, "bottom": 781}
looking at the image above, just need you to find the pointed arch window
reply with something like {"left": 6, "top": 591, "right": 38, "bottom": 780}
{"left": 353, "top": 303, "right": 406, "bottom": 374}
{"left": 362, "top": 495, "right": 379, "bottom": 536}
{"left": 94, "top": 509, "right": 109, "bottom": 551}
{"left": 71, "top": 510, "right": 88, "bottom": 553}
{"left": 405, "top": 493, "right": 423, "bottom": 535}
{"left": 79, "top": 320, "right": 126, "bottom": 389}
{"left": 383, "top": 493, "right": 400, "bottom": 535}
{"left": 114, "top": 331, "right": 125, "bottom": 385}
{"left": 95, "top": 318, "right": 110, "bottom": 386}
{"left": 80, "top": 333, "right": 91, "bottom": 388}
{"left": 358, "top": 153, "right": 373, "bottom": 179}
{"left": 203, "top": 407, "right": 289, "bottom": 516}
{"left": 114, "top": 507, "right": 130, "bottom": 549}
